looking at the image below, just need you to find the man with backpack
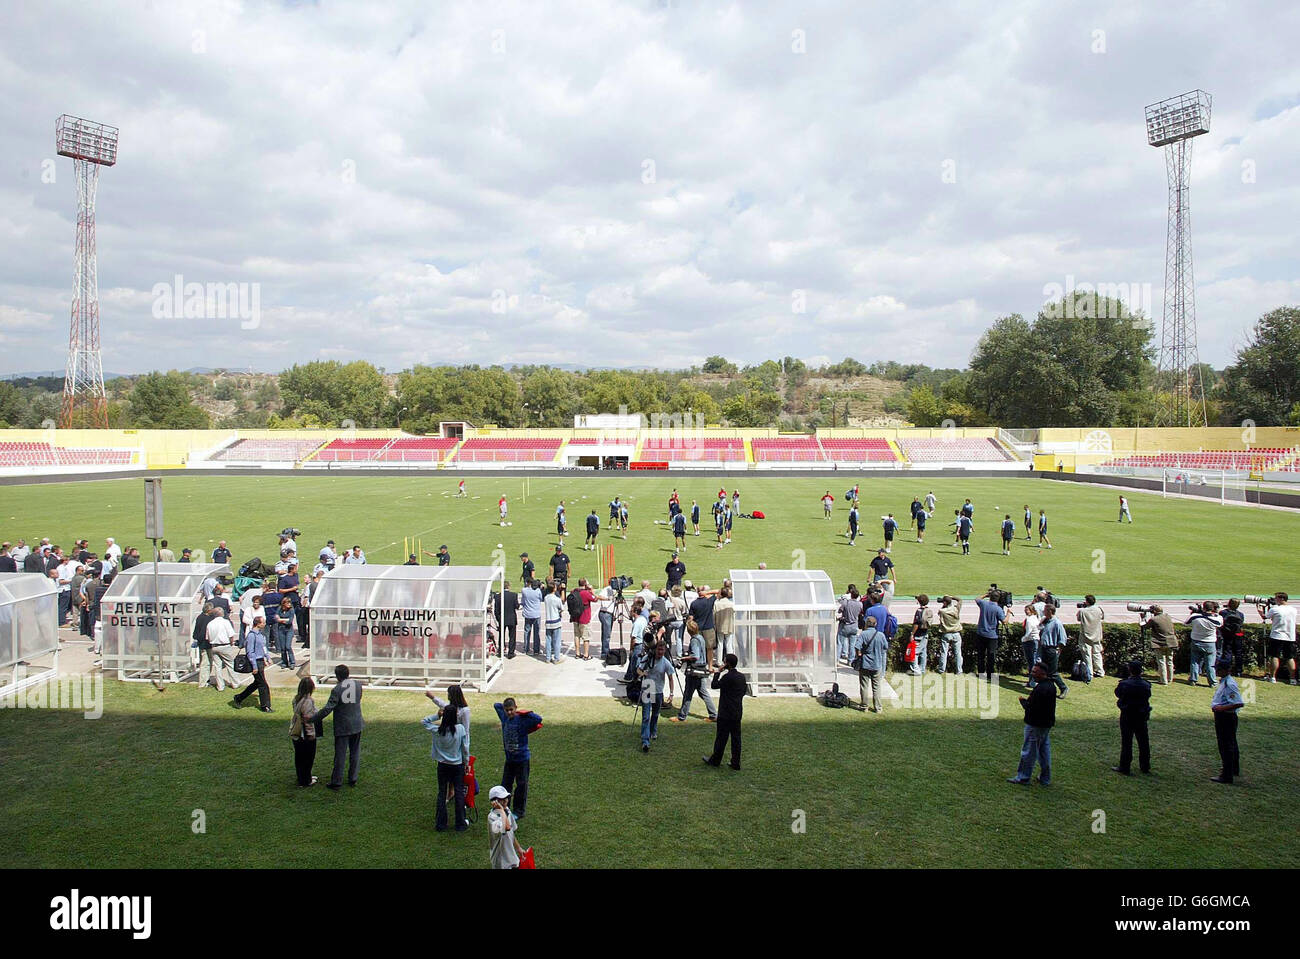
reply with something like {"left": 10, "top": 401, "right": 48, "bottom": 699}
{"left": 568, "top": 578, "right": 598, "bottom": 661}
{"left": 862, "top": 586, "right": 897, "bottom": 654}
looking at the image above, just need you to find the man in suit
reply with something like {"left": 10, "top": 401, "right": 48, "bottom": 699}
{"left": 703, "top": 653, "right": 747, "bottom": 770}
{"left": 313, "top": 664, "right": 366, "bottom": 789}
{"left": 495, "top": 581, "right": 520, "bottom": 658}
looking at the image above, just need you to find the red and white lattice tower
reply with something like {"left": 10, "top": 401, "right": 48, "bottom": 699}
{"left": 56, "top": 115, "right": 118, "bottom": 429}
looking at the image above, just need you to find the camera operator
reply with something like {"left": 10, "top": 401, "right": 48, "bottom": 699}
{"left": 1260, "top": 592, "right": 1296, "bottom": 685}
{"left": 974, "top": 589, "right": 1009, "bottom": 683}
{"left": 637, "top": 634, "right": 676, "bottom": 752}
{"left": 936, "top": 595, "right": 963, "bottom": 675}
{"left": 1139, "top": 605, "right": 1177, "bottom": 685}
{"left": 670, "top": 620, "right": 717, "bottom": 723}
{"left": 1219, "top": 598, "right": 1245, "bottom": 677}
{"left": 1186, "top": 601, "right": 1223, "bottom": 688}
{"left": 1075, "top": 595, "right": 1105, "bottom": 683}
{"left": 621, "top": 597, "right": 651, "bottom": 683}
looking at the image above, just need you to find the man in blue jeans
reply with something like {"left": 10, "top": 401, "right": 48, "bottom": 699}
{"left": 520, "top": 579, "right": 542, "bottom": 656}
{"left": 638, "top": 639, "right": 676, "bottom": 752}
{"left": 974, "top": 591, "right": 1007, "bottom": 682}
{"left": 494, "top": 697, "right": 543, "bottom": 820}
{"left": 837, "top": 587, "right": 863, "bottom": 662}
{"left": 1008, "top": 662, "right": 1055, "bottom": 786}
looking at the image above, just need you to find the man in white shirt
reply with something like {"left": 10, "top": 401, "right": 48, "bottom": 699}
{"left": 11, "top": 539, "right": 29, "bottom": 565}
{"left": 104, "top": 537, "right": 122, "bottom": 566}
{"left": 635, "top": 581, "right": 656, "bottom": 610}
{"left": 200, "top": 605, "right": 241, "bottom": 692}
{"left": 1262, "top": 593, "right": 1297, "bottom": 685}
{"left": 343, "top": 546, "right": 366, "bottom": 565}
{"left": 56, "top": 557, "right": 79, "bottom": 627}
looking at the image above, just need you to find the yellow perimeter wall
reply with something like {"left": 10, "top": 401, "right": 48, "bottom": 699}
{"left": 3, "top": 425, "right": 1297, "bottom": 469}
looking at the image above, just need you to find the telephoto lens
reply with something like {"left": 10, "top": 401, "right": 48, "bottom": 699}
{"left": 1244, "top": 594, "right": 1274, "bottom": 606}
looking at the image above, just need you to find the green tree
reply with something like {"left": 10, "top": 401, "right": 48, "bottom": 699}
{"left": 280, "top": 361, "right": 387, "bottom": 426}
{"left": 701, "top": 356, "right": 738, "bottom": 375}
{"left": 128, "top": 372, "right": 210, "bottom": 428}
{"left": 1219, "top": 307, "right": 1300, "bottom": 425}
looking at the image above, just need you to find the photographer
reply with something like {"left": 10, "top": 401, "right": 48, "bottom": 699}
{"left": 621, "top": 598, "right": 651, "bottom": 683}
{"left": 1076, "top": 595, "right": 1105, "bottom": 683}
{"left": 1260, "top": 592, "right": 1297, "bottom": 685}
{"left": 1186, "top": 601, "right": 1223, "bottom": 688}
{"left": 637, "top": 635, "right": 676, "bottom": 752}
{"left": 910, "top": 594, "right": 935, "bottom": 675}
{"left": 1139, "top": 605, "right": 1178, "bottom": 685}
{"left": 688, "top": 585, "right": 719, "bottom": 666}
{"left": 837, "top": 586, "right": 862, "bottom": 663}
{"left": 670, "top": 620, "right": 717, "bottom": 723}
{"left": 1036, "top": 604, "right": 1069, "bottom": 698}
{"left": 974, "top": 589, "right": 1009, "bottom": 683}
{"left": 936, "top": 595, "right": 963, "bottom": 675}
{"left": 1219, "top": 598, "right": 1245, "bottom": 677}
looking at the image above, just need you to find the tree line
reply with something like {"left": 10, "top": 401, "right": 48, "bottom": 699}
{"left": 1, "top": 301, "right": 1296, "bottom": 432}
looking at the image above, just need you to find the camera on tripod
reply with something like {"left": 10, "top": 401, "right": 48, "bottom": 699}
{"left": 986, "top": 584, "right": 1013, "bottom": 607}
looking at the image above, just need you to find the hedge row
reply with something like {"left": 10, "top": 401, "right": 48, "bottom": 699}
{"left": 890, "top": 623, "right": 1275, "bottom": 676}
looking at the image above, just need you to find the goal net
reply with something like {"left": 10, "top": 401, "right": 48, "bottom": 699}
{"left": 1162, "top": 469, "right": 1249, "bottom": 504}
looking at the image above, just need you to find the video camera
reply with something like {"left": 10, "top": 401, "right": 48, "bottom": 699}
{"left": 1245, "top": 594, "right": 1276, "bottom": 607}
{"left": 280, "top": 527, "right": 302, "bottom": 539}
{"left": 609, "top": 574, "right": 634, "bottom": 593}
{"left": 986, "top": 584, "right": 1013, "bottom": 607}
{"left": 1035, "top": 586, "right": 1061, "bottom": 610}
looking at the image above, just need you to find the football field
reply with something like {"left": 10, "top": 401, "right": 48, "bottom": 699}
{"left": 3, "top": 472, "right": 1296, "bottom": 598}
{"left": 3, "top": 472, "right": 1300, "bottom": 869}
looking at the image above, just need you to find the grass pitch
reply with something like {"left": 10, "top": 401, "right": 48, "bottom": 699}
{"left": 3, "top": 675, "right": 1298, "bottom": 869}
{"left": 2, "top": 473, "right": 1296, "bottom": 598}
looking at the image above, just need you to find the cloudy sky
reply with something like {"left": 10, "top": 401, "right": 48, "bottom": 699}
{"left": 1, "top": 0, "right": 1297, "bottom": 375}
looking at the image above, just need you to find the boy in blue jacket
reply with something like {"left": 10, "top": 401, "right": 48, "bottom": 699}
{"left": 494, "top": 698, "right": 543, "bottom": 819}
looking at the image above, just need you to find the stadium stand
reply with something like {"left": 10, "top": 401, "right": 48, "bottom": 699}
{"left": 373, "top": 437, "right": 459, "bottom": 463}
{"left": 818, "top": 437, "right": 899, "bottom": 463}
{"left": 751, "top": 436, "right": 827, "bottom": 463}
{"left": 639, "top": 437, "right": 746, "bottom": 462}
{"left": 313, "top": 438, "right": 393, "bottom": 462}
{"left": 898, "top": 437, "right": 1011, "bottom": 463}
{"left": 210, "top": 437, "right": 327, "bottom": 462}
{"left": 0, "top": 442, "right": 133, "bottom": 468}
{"left": 1099, "top": 449, "right": 1294, "bottom": 471}
{"left": 453, "top": 437, "right": 563, "bottom": 463}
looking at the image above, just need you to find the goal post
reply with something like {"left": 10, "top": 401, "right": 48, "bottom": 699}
{"left": 1162, "top": 468, "right": 1248, "bottom": 505}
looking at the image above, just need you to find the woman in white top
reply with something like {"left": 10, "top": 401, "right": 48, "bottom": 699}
{"left": 427, "top": 685, "right": 470, "bottom": 753}
{"left": 1021, "top": 606, "right": 1041, "bottom": 689}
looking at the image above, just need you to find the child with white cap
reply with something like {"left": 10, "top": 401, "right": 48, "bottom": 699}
{"left": 488, "top": 785, "right": 526, "bottom": 869}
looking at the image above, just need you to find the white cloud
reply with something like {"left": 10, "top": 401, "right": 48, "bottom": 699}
{"left": 1, "top": 0, "right": 1297, "bottom": 375}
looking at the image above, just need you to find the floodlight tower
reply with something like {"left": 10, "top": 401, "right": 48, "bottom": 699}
{"left": 56, "top": 115, "right": 119, "bottom": 429}
{"left": 1145, "top": 90, "right": 1211, "bottom": 428}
